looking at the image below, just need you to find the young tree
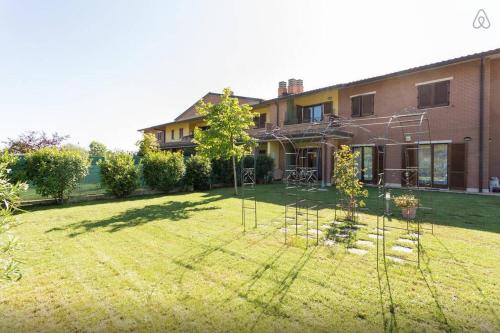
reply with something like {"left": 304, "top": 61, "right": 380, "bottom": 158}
{"left": 193, "top": 88, "right": 257, "bottom": 195}
{"left": 89, "top": 141, "right": 108, "bottom": 158}
{"left": 333, "top": 145, "right": 368, "bottom": 221}
{"left": 136, "top": 133, "right": 159, "bottom": 157}
{"left": 4, "top": 131, "right": 69, "bottom": 154}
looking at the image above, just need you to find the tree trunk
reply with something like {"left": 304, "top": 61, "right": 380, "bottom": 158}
{"left": 232, "top": 155, "right": 238, "bottom": 195}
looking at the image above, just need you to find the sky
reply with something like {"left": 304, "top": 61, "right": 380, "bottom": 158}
{"left": 0, "top": 0, "right": 499, "bottom": 151}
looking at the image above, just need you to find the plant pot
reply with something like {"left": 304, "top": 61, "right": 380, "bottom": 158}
{"left": 401, "top": 206, "right": 417, "bottom": 220}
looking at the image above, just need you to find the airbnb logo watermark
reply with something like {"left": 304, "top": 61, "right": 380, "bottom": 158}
{"left": 473, "top": 9, "right": 491, "bottom": 29}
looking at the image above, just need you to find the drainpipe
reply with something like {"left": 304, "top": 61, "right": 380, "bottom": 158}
{"left": 479, "top": 57, "right": 485, "bottom": 192}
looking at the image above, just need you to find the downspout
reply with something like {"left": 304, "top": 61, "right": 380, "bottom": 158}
{"left": 479, "top": 57, "right": 485, "bottom": 192}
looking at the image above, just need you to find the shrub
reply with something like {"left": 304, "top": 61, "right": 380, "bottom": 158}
{"left": 210, "top": 159, "right": 233, "bottom": 185}
{"left": 185, "top": 155, "right": 212, "bottom": 190}
{"left": 25, "top": 147, "right": 90, "bottom": 203}
{"left": 136, "top": 133, "right": 159, "bottom": 157}
{"left": 255, "top": 155, "right": 274, "bottom": 183}
{"left": 98, "top": 152, "right": 139, "bottom": 198}
{"left": 142, "top": 151, "right": 185, "bottom": 191}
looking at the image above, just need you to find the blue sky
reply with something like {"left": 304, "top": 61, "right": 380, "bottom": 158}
{"left": 1, "top": 0, "right": 499, "bottom": 150}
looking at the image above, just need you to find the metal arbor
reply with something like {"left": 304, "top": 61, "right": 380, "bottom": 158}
{"left": 241, "top": 152, "right": 257, "bottom": 232}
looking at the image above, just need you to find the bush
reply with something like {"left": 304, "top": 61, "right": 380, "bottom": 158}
{"left": 185, "top": 155, "right": 212, "bottom": 190}
{"left": 142, "top": 151, "right": 185, "bottom": 191}
{"left": 255, "top": 155, "right": 274, "bottom": 183}
{"left": 136, "top": 133, "right": 159, "bottom": 157}
{"left": 25, "top": 147, "right": 90, "bottom": 203}
{"left": 210, "top": 159, "right": 233, "bottom": 185}
{"left": 98, "top": 152, "right": 139, "bottom": 198}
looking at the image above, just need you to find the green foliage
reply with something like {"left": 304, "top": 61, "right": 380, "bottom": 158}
{"left": 0, "top": 161, "right": 27, "bottom": 281}
{"left": 255, "top": 155, "right": 274, "bottom": 183}
{"left": 136, "top": 133, "right": 159, "bottom": 157}
{"left": 210, "top": 159, "right": 234, "bottom": 185}
{"left": 25, "top": 147, "right": 90, "bottom": 203}
{"left": 142, "top": 151, "right": 185, "bottom": 191}
{"left": 393, "top": 194, "right": 419, "bottom": 208}
{"left": 89, "top": 141, "right": 107, "bottom": 158}
{"left": 193, "top": 88, "right": 257, "bottom": 194}
{"left": 89, "top": 141, "right": 108, "bottom": 158}
{"left": 185, "top": 155, "right": 212, "bottom": 190}
{"left": 333, "top": 145, "right": 368, "bottom": 221}
{"left": 98, "top": 152, "right": 139, "bottom": 198}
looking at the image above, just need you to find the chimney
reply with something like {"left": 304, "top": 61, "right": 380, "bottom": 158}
{"left": 288, "top": 78, "right": 297, "bottom": 94}
{"left": 296, "top": 79, "right": 304, "bottom": 93}
{"left": 278, "top": 81, "right": 287, "bottom": 97}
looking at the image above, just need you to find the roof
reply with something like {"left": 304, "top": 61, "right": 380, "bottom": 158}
{"left": 140, "top": 47, "right": 500, "bottom": 131}
{"left": 139, "top": 92, "right": 263, "bottom": 131}
{"left": 255, "top": 47, "right": 500, "bottom": 106}
{"left": 174, "top": 92, "right": 263, "bottom": 121}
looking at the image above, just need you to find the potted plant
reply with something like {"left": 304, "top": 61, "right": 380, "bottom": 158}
{"left": 393, "top": 194, "right": 419, "bottom": 220}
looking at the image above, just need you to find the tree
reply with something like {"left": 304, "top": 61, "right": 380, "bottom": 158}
{"left": 25, "top": 147, "right": 90, "bottom": 203}
{"left": 193, "top": 88, "right": 256, "bottom": 195}
{"left": 4, "top": 131, "right": 69, "bottom": 154}
{"left": 333, "top": 145, "right": 368, "bottom": 221}
{"left": 98, "top": 152, "right": 139, "bottom": 198}
{"left": 0, "top": 159, "right": 27, "bottom": 281}
{"left": 89, "top": 141, "right": 108, "bottom": 158}
{"left": 136, "top": 133, "right": 159, "bottom": 157}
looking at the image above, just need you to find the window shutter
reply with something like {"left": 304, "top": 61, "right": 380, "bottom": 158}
{"left": 361, "top": 94, "right": 374, "bottom": 116}
{"left": 253, "top": 116, "right": 260, "bottom": 128}
{"left": 259, "top": 113, "right": 266, "bottom": 128}
{"left": 449, "top": 143, "right": 466, "bottom": 190}
{"left": 418, "top": 84, "right": 433, "bottom": 109}
{"left": 323, "top": 101, "right": 333, "bottom": 114}
{"left": 296, "top": 105, "right": 303, "bottom": 123}
{"left": 351, "top": 96, "right": 361, "bottom": 117}
{"left": 303, "top": 106, "right": 311, "bottom": 123}
{"left": 434, "top": 81, "right": 450, "bottom": 106}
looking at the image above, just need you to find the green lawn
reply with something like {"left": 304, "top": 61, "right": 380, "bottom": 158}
{"left": 2, "top": 185, "right": 499, "bottom": 332}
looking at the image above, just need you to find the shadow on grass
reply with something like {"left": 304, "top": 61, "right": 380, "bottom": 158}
{"left": 253, "top": 184, "right": 500, "bottom": 234}
{"left": 46, "top": 195, "right": 223, "bottom": 237}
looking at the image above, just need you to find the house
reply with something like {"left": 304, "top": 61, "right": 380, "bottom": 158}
{"left": 140, "top": 47, "right": 500, "bottom": 192}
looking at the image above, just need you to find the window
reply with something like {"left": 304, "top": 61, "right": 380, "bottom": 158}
{"left": 179, "top": 128, "right": 184, "bottom": 139}
{"left": 171, "top": 130, "right": 174, "bottom": 140}
{"left": 155, "top": 131, "right": 165, "bottom": 143}
{"left": 417, "top": 80, "right": 450, "bottom": 109}
{"left": 416, "top": 143, "right": 448, "bottom": 187}
{"left": 296, "top": 104, "right": 323, "bottom": 123}
{"left": 254, "top": 113, "right": 267, "bottom": 128}
{"left": 352, "top": 146, "right": 374, "bottom": 182}
{"left": 351, "top": 94, "right": 374, "bottom": 117}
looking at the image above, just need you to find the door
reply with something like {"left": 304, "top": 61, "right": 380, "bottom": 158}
{"left": 449, "top": 143, "right": 467, "bottom": 190}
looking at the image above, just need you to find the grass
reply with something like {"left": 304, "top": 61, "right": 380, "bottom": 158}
{"left": 2, "top": 184, "right": 499, "bottom": 332}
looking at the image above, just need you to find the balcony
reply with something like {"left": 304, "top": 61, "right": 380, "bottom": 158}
{"left": 159, "top": 135, "right": 196, "bottom": 149}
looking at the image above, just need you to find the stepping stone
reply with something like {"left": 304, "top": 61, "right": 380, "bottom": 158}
{"left": 353, "top": 224, "right": 366, "bottom": 229}
{"left": 356, "top": 240, "right": 374, "bottom": 247}
{"left": 321, "top": 224, "right": 333, "bottom": 229}
{"left": 409, "top": 233, "right": 421, "bottom": 238}
{"left": 324, "top": 239, "right": 335, "bottom": 246}
{"left": 335, "top": 233, "right": 349, "bottom": 239}
{"left": 392, "top": 245, "right": 413, "bottom": 253}
{"left": 372, "top": 228, "right": 389, "bottom": 233}
{"left": 368, "top": 234, "right": 383, "bottom": 239}
{"left": 257, "top": 224, "right": 268, "bottom": 228}
{"left": 308, "top": 229, "right": 323, "bottom": 235}
{"left": 348, "top": 248, "right": 368, "bottom": 255}
{"left": 398, "top": 238, "right": 416, "bottom": 245}
{"left": 386, "top": 255, "right": 405, "bottom": 263}
{"left": 332, "top": 221, "right": 343, "bottom": 225}
{"left": 288, "top": 224, "right": 303, "bottom": 228}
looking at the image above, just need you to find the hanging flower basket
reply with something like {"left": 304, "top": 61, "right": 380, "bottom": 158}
{"left": 393, "top": 194, "right": 419, "bottom": 220}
